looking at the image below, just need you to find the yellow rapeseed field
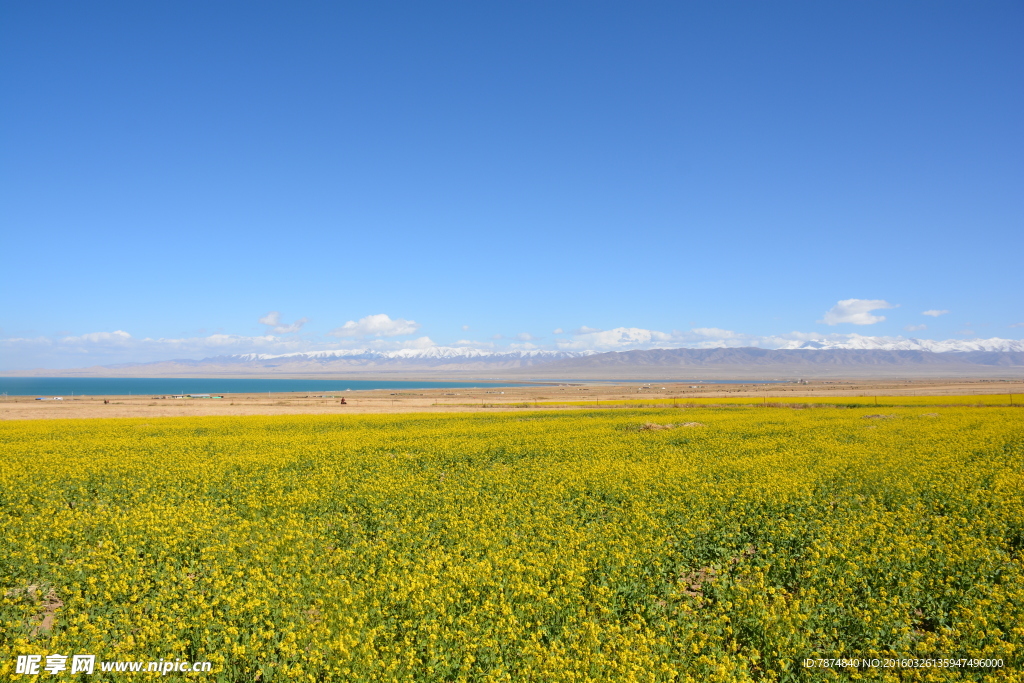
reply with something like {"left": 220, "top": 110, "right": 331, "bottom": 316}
{"left": 1, "top": 407, "right": 1022, "bottom": 681}
{"left": 538, "top": 394, "right": 1018, "bottom": 408}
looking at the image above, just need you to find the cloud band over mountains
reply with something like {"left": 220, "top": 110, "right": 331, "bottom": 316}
{"left": 820, "top": 299, "right": 898, "bottom": 325}
{"left": 3, "top": 299, "right": 1021, "bottom": 370}
{"left": 4, "top": 326, "right": 1023, "bottom": 371}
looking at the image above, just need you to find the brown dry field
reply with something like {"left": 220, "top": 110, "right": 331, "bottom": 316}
{"left": 2, "top": 378, "right": 1022, "bottom": 420}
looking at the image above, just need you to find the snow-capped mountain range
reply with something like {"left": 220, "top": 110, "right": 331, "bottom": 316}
{"left": 7, "top": 337, "right": 1021, "bottom": 377}
{"left": 779, "top": 336, "right": 1024, "bottom": 353}
{"left": 228, "top": 337, "right": 1024, "bottom": 362}
{"left": 234, "top": 347, "right": 597, "bottom": 362}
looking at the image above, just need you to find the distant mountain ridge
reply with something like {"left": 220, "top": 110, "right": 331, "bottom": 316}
{"left": 535, "top": 347, "right": 1024, "bottom": 369}
{"left": 232, "top": 347, "right": 595, "bottom": 362}
{"left": 21, "top": 347, "right": 597, "bottom": 377}
{"left": 222, "top": 337, "right": 1024, "bottom": 360}
{"left": 780, "top": 336, "right": 1024, "bottom": 353}
{"left": 4, "top": 339, "right": 1022, "bottom": 378}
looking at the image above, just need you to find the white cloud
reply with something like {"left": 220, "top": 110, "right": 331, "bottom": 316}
{"left": 7, "top": 320, "right": 1022, "bottom": 372}
{"left": 922, "top": 310, "right": 949, "bottom": 317}
{"left": 557, "top": 326, "right": 675, "bottom": 351}
{"left": 455, "top": 339, "right": 495, "bottom": 348}
{"left": 0, "top": 326, "right": 450, "bottom": 370}
{"left": 61, "top": 330, "right": 133, "bottom": 344}
{"left": 1, "top": 331, "right": 310, "bottom": 369}
{"left": 563, "top": 326, "right": 840, "bottom": 352}
{"left": 1011, "top": 322, "right": 1024, "bottom": 328}
{"left": 553, "top": 328, "right": 564, "bottom": 334}
{"left": 507, "top": 342, "right": 541, "bottom": 350}
{"left": 905, "top": 324, "right": 927, "bottom": 332}
{"left": 258, "top": 311, "right": 281, "bottom": 326}
{"left": 396, "top": 336, "right": 436, "bottom": 349}
{"left": 199, "top": 333, "right": 281, "bottom": 347}
{"left": 271, "top": 318, "right": 308, "bottom": 334}
{"left": 516, "top": 332, "right": 539, "bottom": 341}
{"left": 549, "top": 325, "right": 948, "bottom": 353}
{"left": 691, "top": 327, "right": 738, "bottom": 339}
{"left": 461, "top": 325, "right": 470, "bottom": 331}
{"left": 259, "top": 311, "right": 309, "bottom": 334}
{"left": 820, "top": 299, "right": 897, "bottom": 325}
{"left": 1, "top": 335, "right": 53, "bottom": 345}
{"left": 329, "top": 314, "right": 420, "bottom": 338}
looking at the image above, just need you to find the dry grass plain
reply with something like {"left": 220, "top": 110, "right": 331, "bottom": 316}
{"left": 2, "top": 378, "right": 1021, "bottom": 420}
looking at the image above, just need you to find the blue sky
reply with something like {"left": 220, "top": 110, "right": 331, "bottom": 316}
{"left": 2, "top": 1, "right": 1022, "bottom": 369}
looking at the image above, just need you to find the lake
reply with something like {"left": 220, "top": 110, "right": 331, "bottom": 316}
{"left": 0, "top": 377, "right": 539, "bottom": 397}
{"left": 0, "top": 377, "right": 789, "bottom": 396}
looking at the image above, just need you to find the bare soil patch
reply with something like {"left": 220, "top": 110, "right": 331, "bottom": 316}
{"left": 1, "top": 378, "right": 1019, "bottom": 420}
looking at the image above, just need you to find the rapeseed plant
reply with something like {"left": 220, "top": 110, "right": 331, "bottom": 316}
{"left": 0, "top": 408, "right": 1020, "bottom": 681}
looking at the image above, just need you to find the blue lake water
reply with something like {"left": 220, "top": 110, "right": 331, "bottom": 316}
{"left": 0, "top": 377, "right": 541, "bottom": 397}
{"left": 0, "top": 377, "right": 788, "bottom": 396}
